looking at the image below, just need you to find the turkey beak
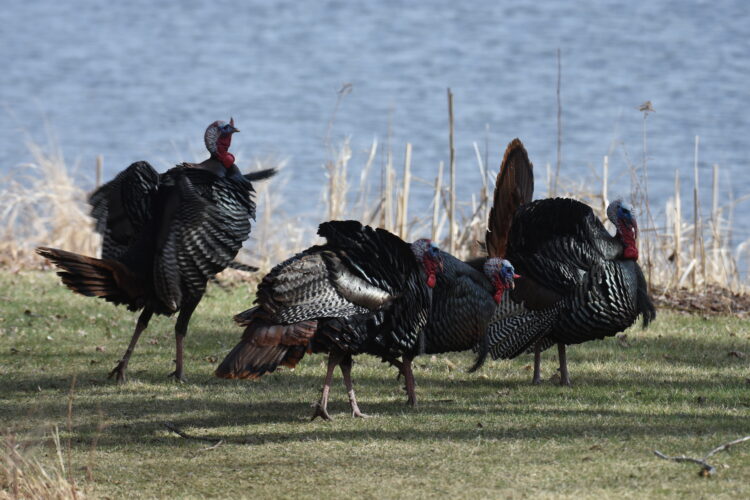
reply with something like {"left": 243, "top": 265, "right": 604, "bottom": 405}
{"left": 229, "top": 117, "right": 240, "bottom": 133}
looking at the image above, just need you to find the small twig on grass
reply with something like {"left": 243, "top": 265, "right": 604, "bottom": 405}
{"left": 163, "top": 422, "right": 222, "bottom": 445}
{"left": 198, "top": 439, "right": 224, "bottom": 451}
{"left": 654, "top": 435, "right": 750, "bottom": 476}
{"left": 198, "top": 440, "right": 225, "bottom": 452}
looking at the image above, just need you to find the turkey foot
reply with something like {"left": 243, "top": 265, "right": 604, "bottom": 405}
{"left": 311, "top": 402, "right": 333, "bottom": 421}
{"left": 351, "top": 407, "right": 370, "bottom": 419}
{"left": 108, "top": 308, "right": 153, "bottom": 384}
{"left": 348, "top": 390, "right": 370, "bottom": 418}
{"left": 311, "top": 352, "right": 339, "bottom": 421}
{"left": 341, "top": 358, "right": 371, "bottom": 418}
{"left": 167, "top": 370, "right": 187, "bottom": 384}
{"left": 108, "top": 361, "right": 128, "bottom": 383}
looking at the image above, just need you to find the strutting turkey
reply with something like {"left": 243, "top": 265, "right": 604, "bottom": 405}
{"left": 37, "top": 118, "right": 275, "bottom": 383}
{"left": 215, "top": 220, "right": 443, "bottom": 420}
{"left": 395, "top": 255, "right": 518, "bottom": 406}
{"left": 476, "top": 138, "right": 656, "bottom": 386}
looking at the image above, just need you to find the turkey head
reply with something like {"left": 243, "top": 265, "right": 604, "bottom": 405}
{"left": 204, "top": 118, "right": 240, "bottom": 168}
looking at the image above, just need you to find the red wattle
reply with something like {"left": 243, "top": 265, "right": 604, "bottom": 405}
{"left": 220, "top": 152, "right": 235, "bottom": 168}
{"left": 617, "top": 223, "right": 639, "bottom": 261}
{"left": 623, "top": 245, "right": 639, "bottom": 260}
{"left": 216, "top": 133, "right": 234, "bottom": 168}
{"left": 422, "top": 255, "right": 440, "bottom": 288}
{"left": 492, "top": 277, "right": 505, "bottom": 304}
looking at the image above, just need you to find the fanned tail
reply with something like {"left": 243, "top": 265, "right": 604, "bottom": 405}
{"left": 485, "top": 138, "right": 534, "bottom": 258}
{"left": 36, "top": 247, "right": 142, "bottom": 309}
{"left": 215, "top": 312, "right": 317, "bottom": 379}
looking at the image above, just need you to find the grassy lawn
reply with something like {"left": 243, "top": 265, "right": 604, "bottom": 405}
{"left": 0, "top": 271, "right": 749, "bottom": 499}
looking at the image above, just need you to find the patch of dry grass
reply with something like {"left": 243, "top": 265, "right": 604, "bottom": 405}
{"left": 1, "top": 427, "right": 83, "bottom": 500}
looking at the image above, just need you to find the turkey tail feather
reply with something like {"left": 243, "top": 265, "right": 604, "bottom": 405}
{"left": 467, "top": 333, "right": 490, "bottom": 373}
{"left": 243, "top": 168, "right": 277, "bottom": 182}
{"left": 215, "top": 318, "right": 317, "bottom": 379}
{"left": 36, "top": 247, "right": 142, "bottom": 308}
{"left": 486, "top": 138, "right": 534, "bottom": 258}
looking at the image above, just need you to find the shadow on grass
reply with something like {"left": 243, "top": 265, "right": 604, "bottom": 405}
{"left": 1, "top": 363, "right": 747, "bottom": 451}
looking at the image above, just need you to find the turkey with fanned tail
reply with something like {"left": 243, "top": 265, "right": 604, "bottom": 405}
{"left": 475, "top": 139, "right": 656, "bottom": 385}
{"left": 215, "top": 220, "right": 442, "bottom": 420}
{"left": 37, "top": 118, "right": 275, "bottom": 383}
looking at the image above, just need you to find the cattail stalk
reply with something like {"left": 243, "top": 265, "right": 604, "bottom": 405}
{"left": 432, "top": 162, "right": 444, "bottom": 241}
{"left": 711, "top": 163, "right": 720, "bottom": 280}
{"left": 601, "top": 156, "right": 609, "bottom": 218}
{"left": 554, "top": 48, "right": 562, "bottom": 197}
{"left": 674, "top": 169, "right": 682, "bottom": 285}
{"left": 95, "top": 155, "right": 103, "bottom": 188}
{"left": 447, "top": 88, "right": 456, "bottom": 254}
{"left": 398, "top": 143, "right": 412, "bottom": 240}
{"left": 692, "top": 135, "right": 701, "bottom": 289}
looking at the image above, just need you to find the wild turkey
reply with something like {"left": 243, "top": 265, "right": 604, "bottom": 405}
{"left": 37, "top": 118, "right": 275, "bottom": 383}
{"left": 478, "top": 139, "right": 656, "bottom": 385}
{"left": 387, "top": 140, "right": 530, "bottom": 405}
{"left": 215, "top": 220, "right": 442, "bottom": 420}
{"left": 395, "top": 255, "right": 518, "bottom": 406}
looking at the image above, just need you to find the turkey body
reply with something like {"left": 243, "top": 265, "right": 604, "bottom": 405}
{"left": 37, "top": 158, "right": 274, "bottom": 382}
{"left": 215, "top": 220, "right": 435, "bottom": 420}
{"left": 423, "top": 252, "right": 497, "bottom": 354}
{"left": 482, "top": 198, "right": 656, "bottom": 384}
{"left": 393, "top": 251, "right": 499, "bottom": 405}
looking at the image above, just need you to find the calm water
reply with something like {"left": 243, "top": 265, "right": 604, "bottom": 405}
{"left": 2, "top": 0, "right": 749, "bottom": 238}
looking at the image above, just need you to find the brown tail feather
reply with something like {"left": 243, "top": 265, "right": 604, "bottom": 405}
{"left": 486, "top": 138, "right": 534, "bottom": 258}
{"left": 215, "top": 318, "right": 317, "bottom": 379}
{"left": 36, "top": 247, "right": 142, "bottom": 308}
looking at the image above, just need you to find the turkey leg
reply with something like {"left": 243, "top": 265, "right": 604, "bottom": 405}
{"left": 340, "top": 354, "right": 370, "bottom": 418}
{"left": 532, "top": 340, "right": 543, "bottom": 385}
{"left": 557, "top": 343, "right": 572, "bottom": 387}
{"left": 402, "top": 355, "right": 417, "bottom": 407}
{"left": 311, "top": 351, "right": 342, "bottom": 421}
{"left": 169, "top": 296, "right": 200, "bottom": 383}
{"left": 109, "top": 308, "right": 153, "bottom": 383}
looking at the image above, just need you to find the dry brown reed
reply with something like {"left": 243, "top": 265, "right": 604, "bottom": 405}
{"left": 0, "top": 139, "right": 100, "bottom": 270}
{"left": 0, "top": 428, "right": 83, "bottom": 500}
{"left": 3, "top": 117, "right": 749, "bottom": 296}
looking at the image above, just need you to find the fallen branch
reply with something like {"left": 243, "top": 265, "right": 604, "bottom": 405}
{"left": 654, "top": 436, "right": 750, "bottom": 476}
{"left": 163, "top": 422, "right": 222, "bottom": 445}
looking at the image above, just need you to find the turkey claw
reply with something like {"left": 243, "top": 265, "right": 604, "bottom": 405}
{"left": 311, "top": 403, "right": 332, "bottom": 421}
{"left": 108, "top": 362, "right": 127, "bottom": 383}
{"left": 167, "top": 371, "right": 187, "bottom": 384}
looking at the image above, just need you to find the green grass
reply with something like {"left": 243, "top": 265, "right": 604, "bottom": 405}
{"left": 0, "top": 271, "right": 749, "bottom": 499}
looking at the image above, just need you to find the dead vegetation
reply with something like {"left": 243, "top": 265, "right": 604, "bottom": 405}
{"left": 2, "top": 103, "right": 749, "bottom": 301}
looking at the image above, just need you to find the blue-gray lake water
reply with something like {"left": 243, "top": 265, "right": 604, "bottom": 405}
{"left": 2, "top": 0, "right": 749, "bottom": 241}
